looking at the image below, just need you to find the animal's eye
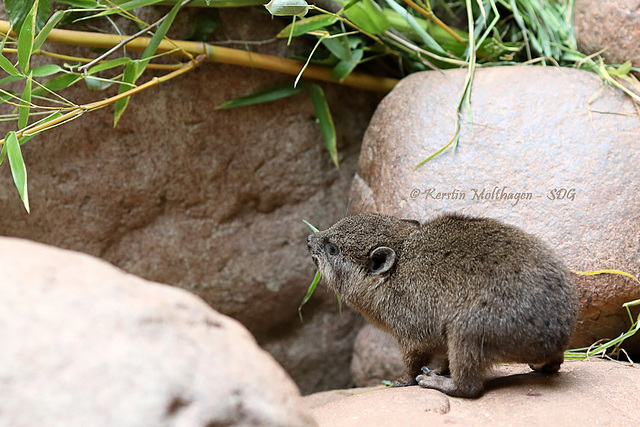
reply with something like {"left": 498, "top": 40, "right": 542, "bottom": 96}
{"left": 324, "top": 242, "right": 340, "bottom": 256}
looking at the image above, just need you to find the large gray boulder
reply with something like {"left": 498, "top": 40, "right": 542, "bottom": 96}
{"left": 0, "top": 236, "right": 315, "bottom": 426}
{"left": 350, "top": 66, "right": 640, "bottom": 353}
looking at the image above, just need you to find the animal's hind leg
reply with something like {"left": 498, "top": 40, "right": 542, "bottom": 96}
{"left": 416, "top": 333, "right": 486, "bottom": 398}
{"left": 530, "top": 351, "right": 564, "bottom": 374}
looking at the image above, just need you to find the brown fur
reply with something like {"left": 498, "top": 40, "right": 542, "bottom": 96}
{"left": 307, "top": 213, "right": 578, "bottom": 398}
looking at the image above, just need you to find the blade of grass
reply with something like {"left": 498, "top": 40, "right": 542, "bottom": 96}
{"left": 298, "top": 270, "right": 321, "bottom": 322}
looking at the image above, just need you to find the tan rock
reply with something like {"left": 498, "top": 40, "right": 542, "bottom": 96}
{"left": 0, "top": 237, "right": 315, "bottom": 426}
{"left": 306, "top": 360, "right": 640, "bottom": 426}
{"left": 350, "top": 323, "right": 404, "bottom": 387}
{"left": 0, "top": 9, "right": 380, "bottom": 393}
{"left": 574, "top": 0, "right": 640, "bottom": 68}
{"left": 350, "top": 66, "right": 640, "bottom": 353}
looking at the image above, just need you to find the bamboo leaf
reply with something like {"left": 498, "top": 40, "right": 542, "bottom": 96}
{"left": 342, "top": 0, "right": 390, "bottom": 35}
{"left": 5, "top": 132, "right": 30, "bottom": 214}
{"left": 6, "top": 0, "right": 50, "bottom": 34}
{"left": 308, "top": 84, "right": 338, "bottom": 167}
{"left": 215, "top": 83, "right": 305, "bottom": 110}
{"left": 19, "top": 73, "right": 33, "bottom": 130}
{"left": 85, "top": 76, "right": 115, "bottom": 91}
{"left": 264, "top": 0, "right": 309, "bottom": 17}
{"left": 0, "top": 76, "right": 23, "bottom": 86}
{"left": 88, "top": 57, "right": 132, "bottom": 75}
{"left": 17, "top": 0, "right": 38, "bottom": 73}
{"left": 114, "top": 61, "right": 139, "bottom": 126}
{"left": 33, "top": 9, "right": 65, "bottom": 52}
{"left": 54, "top": 0, "right": 98, "bottom": 6}
{"left": 136, "top": 0, "right": 182, "bottom": 79}
{"left": 32, "top": 73, "right": 82, "bottom": 96}
{"left": 321, "top": 36, "right": 352, "bottom": 62}
{"left": 0, "top": 54, "right": 20, "bottom": 76}
{"left": 276, "top": 15, "right": 338, "bottom": 38}
{"left": 30, "top": 64, "right": 63, "bottom": 77}
{"left": 330, "top": 48, "right": 363, "bottom": 81}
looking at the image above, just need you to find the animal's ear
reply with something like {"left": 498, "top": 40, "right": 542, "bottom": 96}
{"left": 401, "top": 219, "right": 420, "bottom": 226}
{"left": 369, "top": 246, "right": 396, "bottom": 275}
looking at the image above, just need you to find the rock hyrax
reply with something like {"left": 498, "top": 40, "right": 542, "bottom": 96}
{"left": 307, "top": 213, "right": 578, "bottom": 398}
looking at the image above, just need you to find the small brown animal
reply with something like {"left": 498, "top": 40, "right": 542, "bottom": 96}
{"left": 307, "top": 213, "right": 578, "bottom": 398}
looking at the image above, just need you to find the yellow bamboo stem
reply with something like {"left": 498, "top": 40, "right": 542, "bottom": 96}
{"left": 1, "top": 55, "right": 204, "bottom": 144}
{"left": 0, "top": 20, "right": 398, "bottom": 93}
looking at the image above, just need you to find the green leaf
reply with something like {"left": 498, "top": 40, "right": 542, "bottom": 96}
{"left": 84, "top": 76, "right": 114, "bottom": 91}
{"left": 264, "top": 0, "right": 310, "bottom": 17}
{"left": 17, "top": 0, "right": 38, "bottom": 73}
{"left": 187, "top": 12, "right": 220, "bottom": 42}
{"left": 276, "top": 15, "right": 339, "bottom": 38}
{"left": 54, "top": 0, "right": 98, "bottom": 6}
{"left": 5, "top": 132, "right": 30, "bottom": 214}
{"left": 115, "top": 0, "right": 165, "bottom": 9}
{"left": 321, "top": 36, "right": 352, "bottom": 61}
{"left": 330, "top": 48, "right": 363, "bottom": 81}
{"left": 0, "top": 76, "right": 23, "bottom": 86}
{"left": 215, "top": 83, "right": 305, "bottom": 110}
{"left": 343, "top": 0, "right": 389, "bottom": 35}
{"left": 33, "top": 9, "right": 65, "bottom": 52}
{"left": 32, "top": 73, "right": 82, "bottom": 96}
{"left": 19, "top": 73, "right": 33, "bottom": 130}
{"left": 30, "top": 64, "right": 63, "bottom": 77}
{"left": 136, "top": 0, "right": 182, "bottom": 79}
{"left": 383, "top": 0, "right": 446, "bottom": 54}
{"left": 88, "top": 57, "right": 132, "bottom": 74}
{"left": 0, "top": 89, "right": 17, "bottom": 102}
{"left": 0, "top": 54, "right": 20, "bottom": 76}
{"left": 0, "top": 28, "right": 21, "bottom": 76}
{"left": 87, "top": 0, "right": 166, "bottom": 18}
{"left": 308, "top": 84, "right": 338, "bottom": 167}
{"left": 113, "top": 61, "right": 139, "bottom": 126}
{"left": 6, "top": 0, "right": 50, "bottom": 34}
{"left": 298, "top": 270, "right": 321, "bottom": 322}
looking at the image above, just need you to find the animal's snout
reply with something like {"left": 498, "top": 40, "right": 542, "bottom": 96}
{"left": 307, "top": 235, "right": 313, "bottom": 249}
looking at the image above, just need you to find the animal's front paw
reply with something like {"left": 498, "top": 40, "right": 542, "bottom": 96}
{"left": 392, "top": 375, "right": 418, "bottom": 387}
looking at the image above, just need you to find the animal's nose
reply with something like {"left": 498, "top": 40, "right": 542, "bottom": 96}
{"left": 307, "top": 235, "right": 313, "bottom": 248}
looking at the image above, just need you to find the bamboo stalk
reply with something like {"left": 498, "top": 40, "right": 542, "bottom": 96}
{"left": 0, "top": 20, "right": 398, "bottom": 93}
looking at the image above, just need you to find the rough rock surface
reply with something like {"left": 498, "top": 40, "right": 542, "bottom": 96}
{"left": 0, "top": 9, "right": 379, "bottom": 393}
{"left": 306, "top": 360, "right": 640, "bottom": 426}
{"left": 0, "top": 236, "right": 315, "bottom": 427}
{"left": 350, "top": 323, "right": 404, "bottom": 387}
{"left": 574, "top": 0, "right": 640, "bottom": 68}
{"left": 350, "top": 66, "right": 640, "bottom": 354}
